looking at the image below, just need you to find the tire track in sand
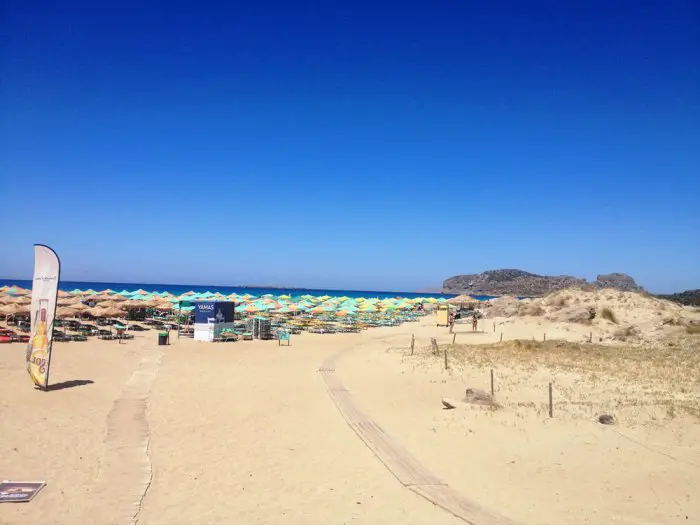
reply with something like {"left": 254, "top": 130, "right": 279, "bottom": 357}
{"left": 319, "top": 350, "right": 517, "bottom": 525}
{"left": 92, "top": 345, "right": 163, "bottom": 524}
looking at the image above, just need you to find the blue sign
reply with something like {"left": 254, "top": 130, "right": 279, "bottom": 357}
{"left": 215, "top": 302, "right": 234, "bottom": 324}
{"left": 194, "top": 302, "right": 217, "bottom": 324}
{"left": 195, "top": 301, "right": 234, "bottom": 324}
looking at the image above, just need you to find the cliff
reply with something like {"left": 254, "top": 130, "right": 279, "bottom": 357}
{"left": 442, "top": 269, "right": 643, "bottom": 296}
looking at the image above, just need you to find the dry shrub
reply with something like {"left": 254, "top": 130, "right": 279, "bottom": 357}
{"left": 600, "top": 307, "right": 618, "bottom": 324}
{"left": 518, "top": 303, "right": 545, "bottom": 316}
{"left": 445, "top": 339, "right": 700, "bottom": 420}
{"left": 613, "top": 325, "right": 638, "bottom": 341}
{"left": 662, "top": 316, "right": 684, "bottom": 326}
{"left": 550, "top": 295, "right": 569, "bottom": 308}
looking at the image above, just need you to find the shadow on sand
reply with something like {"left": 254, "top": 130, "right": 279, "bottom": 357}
{"left": 43, "top": 379, "right": 95, "bottom": 392}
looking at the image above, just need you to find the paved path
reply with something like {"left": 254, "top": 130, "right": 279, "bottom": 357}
{"left": 320, "top": 348, "right": 517, "bottom": 525}
{"left": 92, "top": 345, "right": 163, "bottom": 524}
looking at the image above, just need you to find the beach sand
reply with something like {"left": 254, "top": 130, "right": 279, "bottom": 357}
{"left": 1, "top": 307, "right": 699, "bottom": 524}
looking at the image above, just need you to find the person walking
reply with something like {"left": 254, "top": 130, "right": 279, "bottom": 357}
{"left": 472, "top": 313, "right": 478, "bottom": 332}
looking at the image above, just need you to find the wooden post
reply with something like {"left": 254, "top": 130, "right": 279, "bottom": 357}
{"left": 493, "top": 322, "right": 495, "bottom": 333}
{"left": 543, "top": 333, "right": 546, "bottom": 342}
{"left": 410, "top": 334, "right": 415, "bottom": 355}
{"left": 444, "top": 346, "right": 448, "bottom": 369}
{"left": 431, "top": 338, "right": 438, "bottom": 354}
{"left": 500, "top": 332, "right": 503, "bottom": 342}
{"left": 490, "top": 369, "right": 494, "bottom": 396}
{"left": 589, "top": 332, "right": 593, "bottom": 343}
{"left": 548, "top": 382, "right": 553, "bottom": 418}
{"left": 452, "top": 332, "right": 456, "bottom": 345}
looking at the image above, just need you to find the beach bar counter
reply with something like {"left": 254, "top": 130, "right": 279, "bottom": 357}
{"left": 177, "top": 300, "right": 235, "bottom": 341}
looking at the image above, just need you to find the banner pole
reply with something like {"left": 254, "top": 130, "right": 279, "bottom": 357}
{"left": 32, "top": 244, "right": 61, "bottom": 391}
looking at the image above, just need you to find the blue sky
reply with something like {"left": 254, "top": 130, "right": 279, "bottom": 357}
{"left": 1, "top": 1, "right": 698, "bottom": 293}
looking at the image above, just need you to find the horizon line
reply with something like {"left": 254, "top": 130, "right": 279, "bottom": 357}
{"left": 0, "top": 277, "right": 445, "bottom": 296}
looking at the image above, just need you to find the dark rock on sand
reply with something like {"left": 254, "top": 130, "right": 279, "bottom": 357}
{"left": 598, "top": 414, "right": 615, "bottom": 425}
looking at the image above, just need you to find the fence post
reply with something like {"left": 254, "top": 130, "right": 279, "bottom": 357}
{"left": 431, "top": 338, "right": 438, "bottom": 354}
{"left": 410, "top": 334, "right": 415, "bottom": 355}
{"left": 493, "top": 322, "right": 495, "bottom": 333}
{"left": 543, "top": 333, "right": 546, "bottom": 342}
{"left": 500, "top": 332, "right": 503, "bottom": 342}
{"left": 548, "top": 383, "right": 553, "bottom": 418}
{"left": 444, "top": 346, "right": 448, "bottom": 370}
{"left": 452, "top": 332, "right": 456, "bottom": 345}
{"left": 490, "top": 369, "right": 494, "bottom": 396}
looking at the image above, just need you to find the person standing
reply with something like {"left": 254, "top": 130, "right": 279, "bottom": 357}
{"left": 472, "top": 313, "right": 478, "bottom": 332}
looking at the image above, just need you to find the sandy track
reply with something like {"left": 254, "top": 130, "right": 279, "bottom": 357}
{"left": 321, "top": 348, "right": 516, "bottom": 525}
{"left": 137, "top": 333, "right": 464, "bottom": 525}
{"left": 89, "top": 345, "right": 163, "bottom": 524}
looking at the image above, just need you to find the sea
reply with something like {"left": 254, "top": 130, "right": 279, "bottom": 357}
{"left": 0, "top": 279, "right": 488, "bottom": 300}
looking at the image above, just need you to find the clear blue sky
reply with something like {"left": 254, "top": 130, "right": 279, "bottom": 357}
{"left": 1, "top": 1, "right": 698, "bottom": 293}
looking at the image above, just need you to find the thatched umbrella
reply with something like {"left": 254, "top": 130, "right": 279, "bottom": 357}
{"left": 100, "top": 306, "right": 127, "bottom": 318}
{"left": 109, "top": 295, "right": 128, "bottom": 303}
{"left": 57, "top": 290, "right": 72, "bottom": 298}
{"left": 97, "top": 300, "right": 120, "bottom": 309}
{"left": 446, "top": 294, "right": 479, "bottom": 308}
{"left": 153, "top": 302, "right": 173, "bottom": 311}
{"left": 0, "top": 303, "right": 30, "bottom": 317}
{"left": 90, "top": 294, "right": 114, "bottom": 302}
{"left": 56, "top": 306, "right": 82, "bottom": 319}
{"left": 122, "top": 299, "right": 146, "bottom": 309}
{"left": 57, "top": 296, "right": 82, "bottom": 307}
{"left": 141, "top": 298, "right": 165, "bottom": 308}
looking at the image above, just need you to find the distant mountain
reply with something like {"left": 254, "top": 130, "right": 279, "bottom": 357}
{"left": 443, "top": 269, "right": 643, "bottom": 296}
{"left": 656, "top": 289, "right": 700, "bottom": 307}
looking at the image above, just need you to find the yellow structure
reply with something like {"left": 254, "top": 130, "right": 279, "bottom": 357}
{"left": 436, "top": 305, "right": 450, "bottom": 327}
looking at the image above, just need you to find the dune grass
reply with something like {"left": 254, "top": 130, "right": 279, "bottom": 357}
{"left": 600, "top": 307, "right": 618, "bottom": 324}
{"left": 421, "top": 338, "right": 700, "bottom": 422}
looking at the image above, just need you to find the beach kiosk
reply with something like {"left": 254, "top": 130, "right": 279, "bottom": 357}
{"left": 178, "top": 300, "right": 235, "bottom": 342}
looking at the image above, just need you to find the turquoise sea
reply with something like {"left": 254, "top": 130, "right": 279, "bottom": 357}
{"left": 0, "top": 279, "right": 494, "bottom": 300}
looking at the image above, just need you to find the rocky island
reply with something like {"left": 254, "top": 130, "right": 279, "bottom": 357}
{"left": 443, "top": 269, "right": 642, "bottom": 296}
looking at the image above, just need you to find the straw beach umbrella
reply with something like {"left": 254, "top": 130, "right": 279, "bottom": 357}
{"left": 101, "top": 306, "right": 127, "bottom": 318}
{"left": 0, "top": 303, "right": 30, "bottom": 320}
{"left": 56, "top": 306, "right": 82, "bottom": 319}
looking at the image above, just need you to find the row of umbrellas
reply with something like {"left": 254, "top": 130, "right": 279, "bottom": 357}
{"left": 0, "top": 285, "right": 461, "bottom": 319}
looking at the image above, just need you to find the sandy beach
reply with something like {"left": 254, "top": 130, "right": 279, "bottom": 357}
{"left": 2, "top": 294, "right": 699, "bottom": 524}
